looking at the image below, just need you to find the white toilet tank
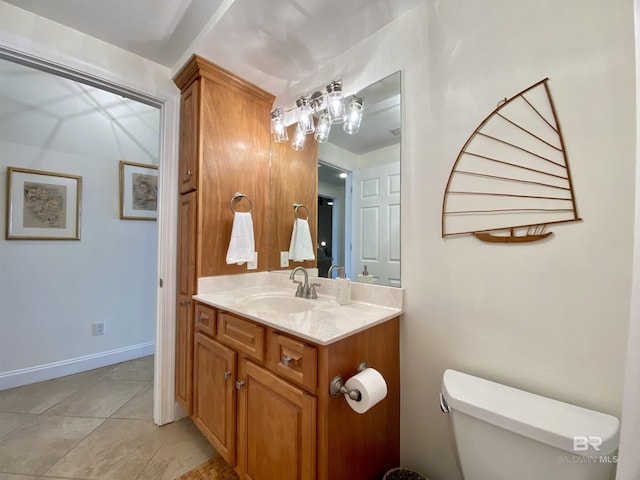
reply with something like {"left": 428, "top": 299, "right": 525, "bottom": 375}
{"left": 441, "top": 369, "right": 619, "bottom": 480}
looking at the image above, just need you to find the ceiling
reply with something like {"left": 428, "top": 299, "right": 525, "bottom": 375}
{"left": 4, "top": 0, "right": 413, "bottom": 158}
{"left": 5, "top": 0, "right": 423, "bottom": 97}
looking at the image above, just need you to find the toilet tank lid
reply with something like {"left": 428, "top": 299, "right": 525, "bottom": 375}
{"left": 441, "top": 369, "right": 620, "bottom": 456}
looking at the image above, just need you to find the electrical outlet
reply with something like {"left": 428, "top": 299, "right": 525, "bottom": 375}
{"left": 93, "top": 322, "right": 105, "bottom": 336}
{"left": 280, "top": 251, "right": 289, "bottom": 267}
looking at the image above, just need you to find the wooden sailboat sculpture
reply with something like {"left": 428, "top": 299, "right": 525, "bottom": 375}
{"left": 442, "top": 78, "right": 581, "bottom": 243}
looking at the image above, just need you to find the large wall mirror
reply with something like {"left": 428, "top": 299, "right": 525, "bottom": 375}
{"left": 317, "top": 71, "right": 401, "bottom": 287}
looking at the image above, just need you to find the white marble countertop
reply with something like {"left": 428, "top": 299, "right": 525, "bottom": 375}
{"left": 193, "top": 272, "right": 403, "bottom": 346}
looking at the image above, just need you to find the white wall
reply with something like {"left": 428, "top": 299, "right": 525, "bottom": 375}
{"left": 278, "top": 1, "right": 636, "bottom": 478}
{"left": 0, "top": 59, "right": 160, "bottom": 382}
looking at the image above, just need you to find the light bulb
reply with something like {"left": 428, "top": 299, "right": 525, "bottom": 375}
{"left": 291, "top": 123, "right": 306, "bottom": 151}
{"left": 314, "top": 111, "right": 331, "bottom": 143}
{"left": 296, "top": 96, "right": 314, "bottom": 134}
{"left": 343, "top": 96, "right": 364, "bottom": 135}
{"left": 270, "top": 108, "right": 288, "bottom": 143}
{"left": 326, "top": 80, "right": 345, "bottom": 124}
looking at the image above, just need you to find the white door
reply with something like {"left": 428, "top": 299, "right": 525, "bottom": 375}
{"left": 351, "top": 163, "right": 400, "bottom": 287}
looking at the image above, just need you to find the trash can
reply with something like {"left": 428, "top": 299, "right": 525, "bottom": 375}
{"left": 383, "top": 467, "right": 427, "bottom": 480}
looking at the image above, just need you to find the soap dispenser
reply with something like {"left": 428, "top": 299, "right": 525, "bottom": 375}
{"left": 336, "top": 267, "right": 351, "bottom": 305}
{"left": 358, "top": 265, "right": 375, "bottom": 284}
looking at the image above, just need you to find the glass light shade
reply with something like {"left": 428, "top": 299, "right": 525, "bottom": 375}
{"left": 291, "top": 124, "right": 306, "bottom": 151}
{"left": 313, "top": 111, "right": 331, "bottom": 143}
{"left": 296, "top": 96, "right": 315, "bottom": 134}
{"left": 271, "top": 108, "right": 288, "bottom": 143}
{"left": 343, "top": 96, "right": 364, "bottom": 135}
{"left": 326, "top": 81, "right": 345, "bottom": 124}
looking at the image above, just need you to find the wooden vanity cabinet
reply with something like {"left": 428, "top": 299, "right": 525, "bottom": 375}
{"left": 192, "top": 301, "right": 400, "bottom": 480}
{"left": 173, "top": 55, "right": 275, "bottom": 415}
{"left": 193, "top": 330, "right": 237, "bottom": 464}
{"left": 237, "top": 358, "right": 317, "bottom": 480}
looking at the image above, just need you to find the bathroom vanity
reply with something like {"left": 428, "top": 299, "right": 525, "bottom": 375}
{"left": 173, "top": 54, "right": 403, "bottom": 480}
{"left": 192, "top": 276, "right": 402, "bottom": 480}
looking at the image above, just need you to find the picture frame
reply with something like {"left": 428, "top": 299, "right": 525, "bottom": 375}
{"left": 119, "top": 160, "right": 158, "bottom": 220}
{"left": 6, "top": 167, "right": 82, "bottom": 240}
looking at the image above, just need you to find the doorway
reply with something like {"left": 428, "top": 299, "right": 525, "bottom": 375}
{"left": 0, "top": 50, "right": 171, "bottom": 422}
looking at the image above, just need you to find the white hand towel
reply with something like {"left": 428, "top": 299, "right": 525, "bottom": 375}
{"left": 226, "top": 212, "right": 256, "bottom": 265}
{"left": 288, "top": 218, "right": 315, "bottom": 262}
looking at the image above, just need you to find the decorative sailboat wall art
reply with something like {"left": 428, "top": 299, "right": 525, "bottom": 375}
{"left": 442, "top": 78, "right": 581, "bottom": 243}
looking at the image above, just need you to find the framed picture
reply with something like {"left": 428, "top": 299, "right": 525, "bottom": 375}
{"left": 119, "top": 161, "right": 158, "bottom": 220}
{"left": 6, "top": 167, "right": 82, "bottom": 240}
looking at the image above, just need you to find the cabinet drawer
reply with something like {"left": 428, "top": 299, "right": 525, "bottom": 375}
{"left": 194, "top": 303, "right": 216, "bottom": 337}
{"left": 269, "top": 332, "right": 317, "bottom": 391}
{"left": 217, "top": 312, "right": 265, "bottom": 362}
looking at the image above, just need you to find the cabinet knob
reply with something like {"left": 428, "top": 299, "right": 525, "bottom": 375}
{"left": 187, "top": 169, "right": 193, "bottom": 176}
{"left": 235, "top": 380, "right": 245, "bottom": 390}
{"left": 281, "top": 355, "right": 293, "bottom": 367}
{"left": 224, "top": 370, "right": 232, "bottom": 379}
{"left": 182, "top": 300, "right": 191, "bottom": 306}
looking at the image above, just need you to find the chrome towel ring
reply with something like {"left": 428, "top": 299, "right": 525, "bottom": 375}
{"left": 230, "top": 192, "right": 253, "bottom": 213}
{"left": 293, "top": 203, "right": 309, "bottom": 220}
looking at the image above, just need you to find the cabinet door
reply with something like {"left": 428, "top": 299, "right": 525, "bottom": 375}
{"left": 237, "top": 359, "right": 316, "bottom": 480}
{"left": 193, "top": 332, "right": 237, "bottom": 465}
{"left": 179, "top": 79, "right": 200, "bottom": 194}
{"left": 175, "top": 191, "right": 197, "bottom": 414}
{"left": 175, "top": 294, "right": 193, "bottom": 414}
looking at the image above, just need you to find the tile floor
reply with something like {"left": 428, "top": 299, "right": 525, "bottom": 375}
{"left": 0, "top": 356, "right": 215, "bottom": 480}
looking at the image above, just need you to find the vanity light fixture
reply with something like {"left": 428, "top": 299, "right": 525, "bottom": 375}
{"left": 270, "top": 79, "right": 365, "bottom": 151}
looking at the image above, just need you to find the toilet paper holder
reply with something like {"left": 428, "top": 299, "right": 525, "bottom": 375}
{"left": 329, "top": 361, "right": 368, "bottom": 401}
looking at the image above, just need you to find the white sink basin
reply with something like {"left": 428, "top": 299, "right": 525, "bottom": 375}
{"left": 240, "top": 292, "right": 329, "bottom": 314}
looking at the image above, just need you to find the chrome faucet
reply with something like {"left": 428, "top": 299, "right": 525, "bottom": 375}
{"left": 289, "top": 266, "right": 320, "bottom": 299}
{"left": 327, "top": 264, "right": 341, "bottom": 279}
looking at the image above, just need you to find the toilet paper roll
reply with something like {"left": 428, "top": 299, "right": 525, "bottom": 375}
{"left": 344, "top": 368, "right": 387, "bottom": 414}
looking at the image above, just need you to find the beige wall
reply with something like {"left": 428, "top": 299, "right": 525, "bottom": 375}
{"left": 279, "top": 1, "right": 636, "bottom": 478}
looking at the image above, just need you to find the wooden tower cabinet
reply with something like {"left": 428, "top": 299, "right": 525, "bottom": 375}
{"left": 173, "top": 55, "right": 275, "bottom": 414}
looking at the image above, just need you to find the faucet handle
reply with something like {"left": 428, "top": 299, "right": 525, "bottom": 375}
{"left": 309, "top": 282, "right": 321, "bottom": 299}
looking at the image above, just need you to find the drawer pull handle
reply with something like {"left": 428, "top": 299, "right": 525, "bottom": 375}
{"left": 197, "top": 316, "right": 207, "bottom": 324}
{"left": 281, "top": 355, "right": 293, "bottom": 367}
{"left": 235, "top": 380, "right": 245, "bottom": 390}
{"left": 224, "top": 371, "right": 232, "bottom": 379}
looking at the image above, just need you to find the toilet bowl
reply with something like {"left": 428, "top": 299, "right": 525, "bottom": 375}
{"left": 441, "top": 369, "right": 619, "bottom": 480}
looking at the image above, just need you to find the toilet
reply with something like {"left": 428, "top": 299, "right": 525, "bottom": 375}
{"left": 440, "top": 369, "right": 620, "bottom": 480}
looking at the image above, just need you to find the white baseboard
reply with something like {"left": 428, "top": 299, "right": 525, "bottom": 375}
{"left": 0, "top": 342, "right": 156, "bottom": 391}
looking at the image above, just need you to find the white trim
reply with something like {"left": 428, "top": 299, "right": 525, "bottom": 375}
{"left": 616, "top": 2, "right": 640, "bottom": 478}
{"left": 0, "top": 342, "right": 155, "bottom": 390}
{"left": 154, "top": 92, "right": 180, "bottom": 426}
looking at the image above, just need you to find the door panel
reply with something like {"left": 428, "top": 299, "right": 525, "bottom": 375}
{"left": 352, "top": 163, "right": 401, "bottom": 287}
